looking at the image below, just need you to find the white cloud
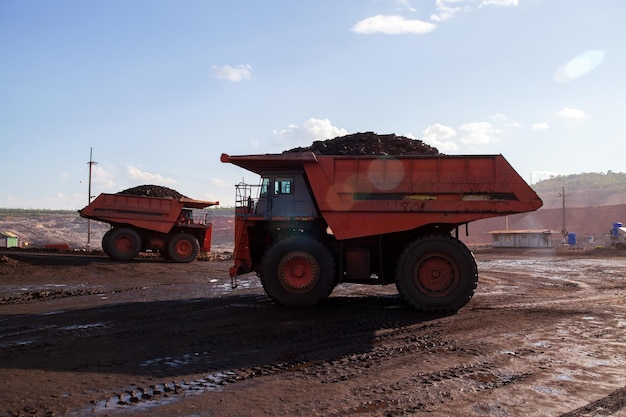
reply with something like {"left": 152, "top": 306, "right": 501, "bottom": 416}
{"left": 210, "top": 64, "right": 252, "bottom": 82}
{"left": 431, "top": 0, "right": 519, "bottom": 22}
{"left": 274, "top": 118, "right": 348, "bottom": 148}
{"left": 209, "top": 178, "right": 228, "bottom": 187}
{"left": 532, "top": 122, "right": 550, "bottom": 131}
{"left": 92, "top": 163, "right": 117, "bottom": 190}
{"left": 459, "top": 122, "right": 499, "bottom": 145}
{"left": 124, "top": 166, "right": 176, "bottom": 185}
{"left": 397, "top": 0, "right": 417, "bottom": 12}
{"left": 556, "top": 107, "right": 587, "bottom": 119}
{"left": 421, "top": 123, "right": 459, "bottom": 152}
{"left": 479, "top": 0, "right": 519, "bottom": 7}
{"left": 431, "top": 0, "right": 467, "bottom": 22}
{"left": 530, "top": 170, "right": 562, "bottom": 184}
{"left": 125, "top": 166, "right": 177, "bottom": 186}
{"left": 352, "top": 15, "right": 436, "bottom": 34}
{"left": 91, "top": 163, "right": 178, "bottom": 193}
{"left": 491, "top": 113, "right": 521, "bottom": 128}
{"left": 250, "top": 138, "right": 261, "bottom": 148}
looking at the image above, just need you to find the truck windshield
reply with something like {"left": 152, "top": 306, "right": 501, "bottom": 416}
{"left": 260, "top": 177, "right": 270, "bottom": 197}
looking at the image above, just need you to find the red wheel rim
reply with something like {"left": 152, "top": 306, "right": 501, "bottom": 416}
{"left": 413, "top": 252, "right": 459, "bottom": 297}
{"left": 174, "top": 240, "right": 192, "bottom": 257}
{"left": 278, "top": 251, "right": 319, "bottom": 293}
{"left": 114, "top": 236, "right": 134, "bottom": 253}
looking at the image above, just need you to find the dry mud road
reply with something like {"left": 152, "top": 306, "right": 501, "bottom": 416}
{"left": 0, "top": 248, "right": 625, "bottom": 417}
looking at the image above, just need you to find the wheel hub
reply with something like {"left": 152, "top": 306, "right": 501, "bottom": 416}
{"left": 115, "top": 236, "right": 133, "bottom": 253}
{"left": 175, "top": 240, "right": 192, "bottom": 256}
{"left": 278, "top": 251, "right": 319, "bottom": 293}
{"left": 413, "top": 253, "right": 459, "bottom": 297}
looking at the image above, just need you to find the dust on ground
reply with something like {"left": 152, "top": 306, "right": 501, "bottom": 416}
{"left": 0, "top": 247, "right": 625, "bottom": 417}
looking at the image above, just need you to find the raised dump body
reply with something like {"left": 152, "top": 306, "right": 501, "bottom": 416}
{"left": 221, "top": 152, "right": 542, "bottom": 312}
{"left": 80, "top": 193, "right": 219, "bottom": 262}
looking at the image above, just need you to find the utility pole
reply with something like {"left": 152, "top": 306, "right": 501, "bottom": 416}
{"left": 559, "top": 186, "right": 567, "bottom": 237}
{"left": 87, "top": 148, "right": 97, "bottom": 252}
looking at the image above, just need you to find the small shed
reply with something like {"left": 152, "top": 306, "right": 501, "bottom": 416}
{"left": 0, "top": 232, "right": 19, "bottom": 248}
{"left": 488, "top": 229, "right": 558, "bottom": 248}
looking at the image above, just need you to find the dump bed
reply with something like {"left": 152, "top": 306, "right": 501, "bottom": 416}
{"left": 222, "top": 152, "right": 542, "bottom": 240}
{"left": 80, "top": 193, "right": 219, "bottom": 233}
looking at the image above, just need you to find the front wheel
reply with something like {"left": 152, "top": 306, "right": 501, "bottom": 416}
{"left": 260, "top": 236, "right": 335, "bottom": 307}
{"left": 106, "top": 227, "right": 141, "bottom": 261}
{"left": 101, "top": 229, "right": 114, "bottom": 256}
{"left": 166, "top": 233, "right": 199, "bottom": 263}
{"left": 395, "top": 235, "right": 478, "bottom": 312}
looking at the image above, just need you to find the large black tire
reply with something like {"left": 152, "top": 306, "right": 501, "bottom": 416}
{"left": 101, "top": 229, "right": 113, "bottom": 256}
{"left": 166, "top": 233, "right": 199, "bottom": 263}
{"left": 159, "top": 248, "right": 172, "bottom": 260}
{"left": 395, "top": 234, "right": 478, "bottom": 312}
{"left": 260, "top": 236, "right": 336, "bottom": 307}
{"left": 105, "top": 227, "right": 141, "bottom": 261}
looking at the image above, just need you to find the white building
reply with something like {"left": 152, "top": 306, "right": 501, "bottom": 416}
{"left": 488, "top": 229, "right": 559, "bottom": 248}
{"left": 0, "top": 231, "right": 19, "bottom": 248}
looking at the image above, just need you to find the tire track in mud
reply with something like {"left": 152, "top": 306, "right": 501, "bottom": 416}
{"left": 72, "top": 305, "right": 524, "bottom": 416}
{"left": 5, "top": 294, "right": 534, "bottom": 416}
{"left": 71, "top": 306, "right": 460, "bottom": 415}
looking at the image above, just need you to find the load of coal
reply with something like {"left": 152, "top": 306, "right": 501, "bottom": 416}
{"left": 117, "top": 185, "right": 188, "bottom": 199}
{"left": 284, "top": 132, "right": 439, "bottom": 156}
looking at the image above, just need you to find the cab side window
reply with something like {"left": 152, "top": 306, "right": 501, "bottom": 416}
{"left": 274, "top": 177, "right": 293, "bottom": 195}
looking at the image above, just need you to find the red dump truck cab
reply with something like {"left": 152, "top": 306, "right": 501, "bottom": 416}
{"left": 80, "top": 193, "right": 219, "bottom": 262}
{"left": 221, "top": 152, "right": 542, "bottom": 312}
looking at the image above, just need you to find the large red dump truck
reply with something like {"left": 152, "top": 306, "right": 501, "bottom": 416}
{"left": 221, "top": 152, "right": 542, "bottom": 311}
{"left": 80, "top": 193, "right": 219, "bottom": 262}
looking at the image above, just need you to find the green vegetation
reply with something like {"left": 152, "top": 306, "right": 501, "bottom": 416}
{"left": 0, "top": 208, "right": 78, "bottom": 216}
{"left": 533, "top": 171, "right": 626, "bottom": 193}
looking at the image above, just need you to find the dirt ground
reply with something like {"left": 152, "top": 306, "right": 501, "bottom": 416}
{"left": 1, "top": 248, "right": 625, "bottom": 417}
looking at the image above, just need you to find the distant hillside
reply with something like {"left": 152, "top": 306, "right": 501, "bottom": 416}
{"left": 532, "top": 171, "right": 626, "bottom": 209}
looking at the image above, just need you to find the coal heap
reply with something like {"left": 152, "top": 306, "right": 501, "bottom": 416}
{"left": 284, "top": 132, "right": 439, "bottom": 156}
{"left": 117, "top": 185, "right": 187, "bottom": 199}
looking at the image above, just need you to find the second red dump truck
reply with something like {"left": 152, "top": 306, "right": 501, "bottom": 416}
{"left": 221, "top": 152, "right": 542, "bottom": 312}
{"left": 80, "top": 193, "right": 219, "bottom": 262}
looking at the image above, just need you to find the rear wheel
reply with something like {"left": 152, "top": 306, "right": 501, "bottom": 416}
{"left": 166, "top": 233, "right": 199, "bottom": 263}
{"left": 106, "top": 227, "right": 141, "bottom": 261}
{"left": 260, "top": 236, "right": 335, "bottom": 307}
{"left": 160, "top": 248, "right": 172, "bottom": 260}
{"left": 395, "top": 235, "right": 478, "bottom": 312}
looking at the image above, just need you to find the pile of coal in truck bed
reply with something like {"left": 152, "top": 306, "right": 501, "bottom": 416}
{"left": 284, "top": 132, "right": 439, "bottom": 156}
{"left": 117, "top": 133, "right": 436, "bottom": 199}
{"left": 117, "top": 185, "right": 187, "bottom": 199}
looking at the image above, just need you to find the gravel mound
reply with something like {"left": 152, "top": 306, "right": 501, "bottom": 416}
{"left": 117, "top": 185, "right": 187, "bottom": 199}
{"left": 284, "top": 132, "right": 439, "bottom": 156}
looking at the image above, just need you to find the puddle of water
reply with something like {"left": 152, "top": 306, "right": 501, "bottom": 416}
{"left": 60, "top": 322, "right": 108, "bottom": 331}
{"left": 141, "top": 352, "right": 209, "bottom": 369}
{"left": 532, "top": 385, "right": 565, "bottom": 396}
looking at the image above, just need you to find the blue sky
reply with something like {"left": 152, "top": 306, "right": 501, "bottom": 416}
{"left": 1, "top": 0, "right": 624, "bottom": 209}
